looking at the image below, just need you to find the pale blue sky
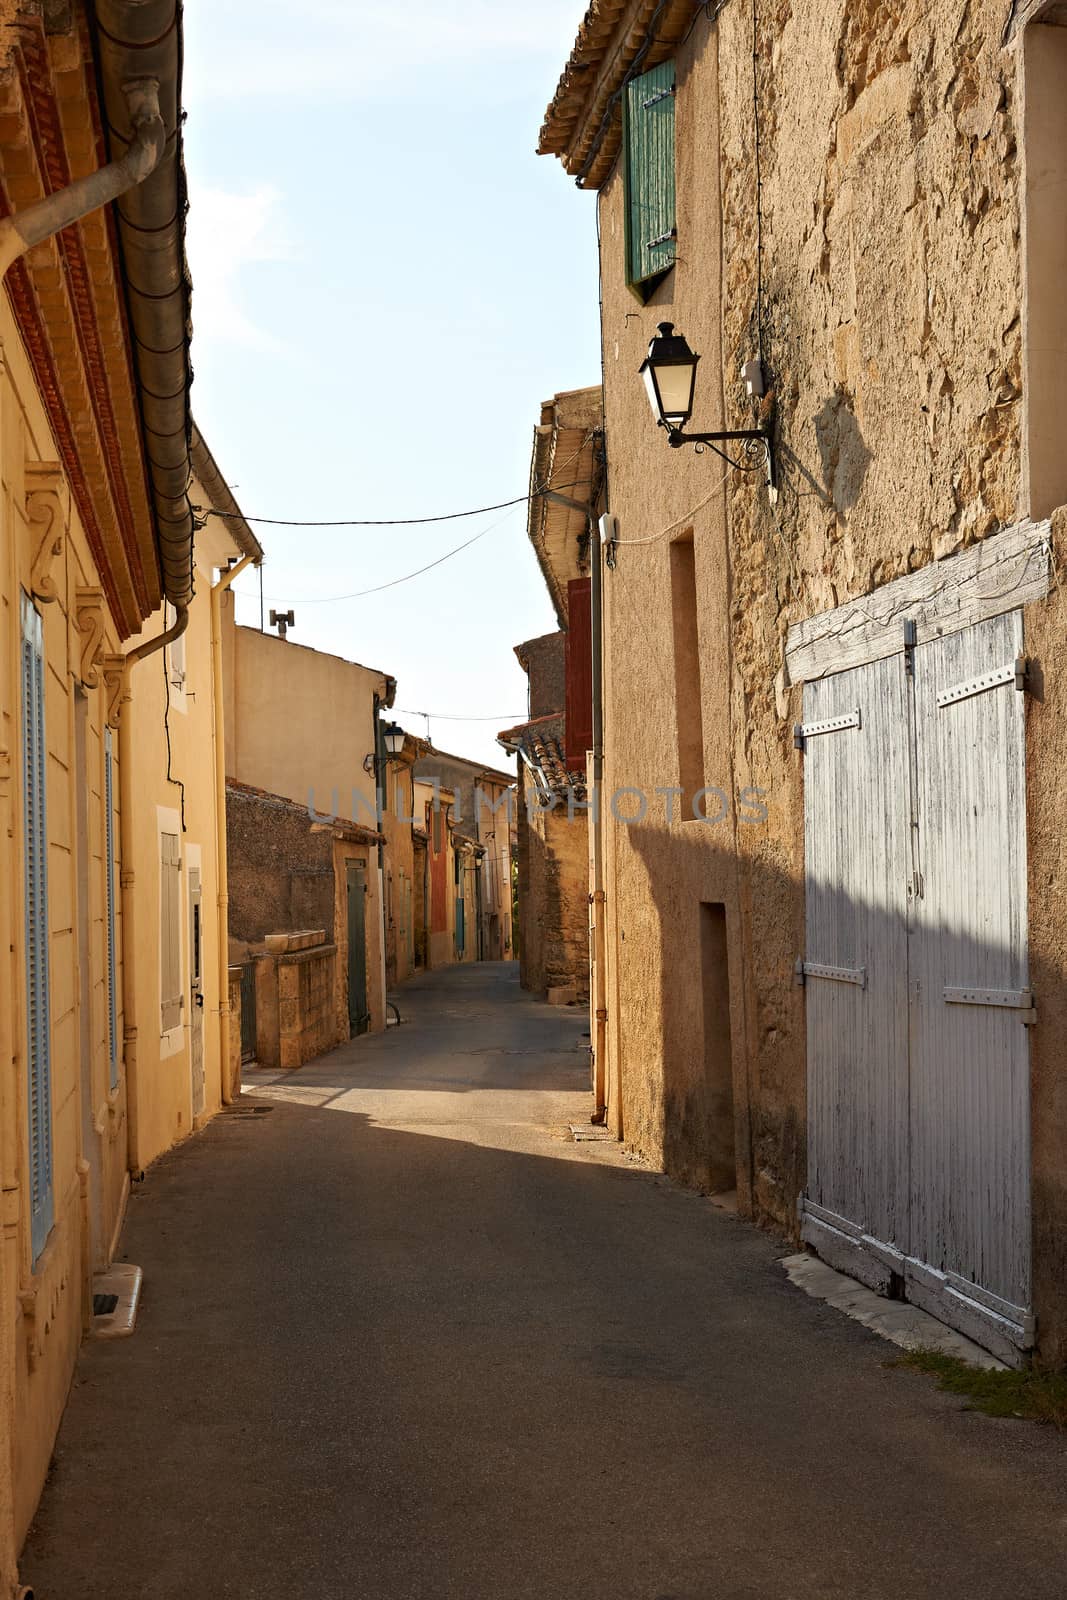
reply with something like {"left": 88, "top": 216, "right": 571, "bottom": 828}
{"left": 183, "top": 2, "right": 600, "bottom": 767}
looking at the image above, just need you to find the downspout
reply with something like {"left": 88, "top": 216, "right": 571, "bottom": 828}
{"left": 118, "top": 602, "right": 188, "bottom": 1172}
{"left": 591, "top": 451, "right": 609, "bottom": 1125}
{"left": 373, "top": 697, "right": 388, "bottom": 1021}
{"left": 0, "top": 80, "right": 164, "bottom": 277}
{"left": 211, "top": 556, "right": 255, "bottom": 1103}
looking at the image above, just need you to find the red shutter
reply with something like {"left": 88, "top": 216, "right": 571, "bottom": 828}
{"left": 565, "top": 578, "right": 593, "bottom": 769}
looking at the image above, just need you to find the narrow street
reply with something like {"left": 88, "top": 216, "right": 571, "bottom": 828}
{"left": 23, "top": 964, "right": 1067, "bottom": 1600}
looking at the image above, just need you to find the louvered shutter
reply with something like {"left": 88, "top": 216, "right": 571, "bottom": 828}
{"left": 565, "top": 578, "right": 593, "bottom": 768}
{"left": 160, "top": 831, "right": 183, "bottom": 1032}
{"left": 21, "top": 593, "right": 53, "bottom": 1263}
{"left": 625, "top": 61, "right": 677, "bottom": 289}
{"left": 104, "top": 727, "right": 119, "bottom": 1090}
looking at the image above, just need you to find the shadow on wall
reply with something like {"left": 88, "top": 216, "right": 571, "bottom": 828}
{"left": 624, "top": 811, "right": 1065, "bottom": 1362}
{"left": 813, "top": 386, "right": 873, "bottom": 521}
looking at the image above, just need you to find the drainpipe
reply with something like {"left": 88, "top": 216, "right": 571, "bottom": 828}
{"left": 591, "top": 485, "right": 609, "bottom": 1124}
{"left": 0, "top": 79, "right": 164, "bottom": 278}
{"left": 373, "top": 698, "right": 389, "bottom": 1022}
{"left": 117, "top": 602, "right": 188, "bottom": 1172}
{"left": 211, "top": 557, "right": 255, "bottom": 1102}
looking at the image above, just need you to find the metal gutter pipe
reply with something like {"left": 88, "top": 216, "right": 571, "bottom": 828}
{"left": 591, "top": 507, "right": 609, "bottom": 1124}
{"left": 0, "top": 78, "right": 165, "bottom": 278}
{"left": 94, "top": 0, "right": 195, "bottom": 612}
{"left": 211, "top": 555, "right": 255, "bottom": 1103}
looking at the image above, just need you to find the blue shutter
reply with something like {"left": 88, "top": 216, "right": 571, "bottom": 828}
{"left": 625, "top": 60, "right": 677, "bottom": 290}
{"left": 104, "top": 727, "right": 118, "bottom": 1091}
{"left": 21, "top": 593, "right": 53, "bottom": 1264}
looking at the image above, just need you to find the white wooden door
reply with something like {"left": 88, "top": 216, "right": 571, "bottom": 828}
{"left": 802, "top": 654, "right": 911, "bottom": 1284}
{"left": 801, "top": 611, "right": 1033, "bottom": 1362}
{"left": 907, "top": 611, "right": 1032, "bottom": 1349}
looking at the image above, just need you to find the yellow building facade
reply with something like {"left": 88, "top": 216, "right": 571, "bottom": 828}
{"left": 0, "top": 4, "right": 259, "bottom": 1585}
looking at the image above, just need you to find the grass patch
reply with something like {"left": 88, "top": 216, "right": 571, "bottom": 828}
{"left": 894, "top": 1348, "right": 1067, "bottom": 1427}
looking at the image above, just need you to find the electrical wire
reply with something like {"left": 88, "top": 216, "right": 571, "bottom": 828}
{"left": 610, "top": 465, "right": 732, "bottom": 546}
{"left": 396, "top": 709, "right": 524, "bottom": 722}
{"left": 752, "top": 0, "right": 764, "bottom": 360}
{"left": 227, "top": 439, "right": 596, "bottom": 607}
{"left": 161, "top": 632, "right": 186, "bottom": 832}
{"left": 192, "top": 473, "right": 589, "bottom": 530}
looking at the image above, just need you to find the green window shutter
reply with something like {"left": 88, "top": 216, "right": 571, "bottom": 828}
{"left": 625, "top": 61, "right": 677, "bottom": 290}
{"left": 160, "top": 831, "right": 183, "bottom": 1032}
{"left": 21, "top": 592, "right": 53, "bottom": 1265}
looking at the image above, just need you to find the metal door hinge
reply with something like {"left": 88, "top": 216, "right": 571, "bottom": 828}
{"left": 800, "top": 960, "right": 867, "bottom": 989}
{"left": 794, "top": 709, "right": 861, "bottom": 751}
{"left": 944, "top": 986, "right": 1036, "bottom": 1022}
{"left": 641, "top": 84, "right": 675, "bottom": 109}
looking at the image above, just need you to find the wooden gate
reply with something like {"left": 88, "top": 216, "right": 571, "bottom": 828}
{"left": 800, "top": 610, "right": 1033, "bottom": 1362}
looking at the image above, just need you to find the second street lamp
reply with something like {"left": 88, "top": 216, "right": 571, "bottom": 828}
{"left": 638, "top": 322, "right": 775, "bottom": 487}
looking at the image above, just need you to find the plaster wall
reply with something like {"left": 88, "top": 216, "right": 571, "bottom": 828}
{"left": 594, "top": 19, "right": 746, "bottom": 1197}
{"left": 227, "top": 625, "right": 385, "bottom": 830}
{"left": 584, "top": 1, "right": 1067, "bottom": 1357}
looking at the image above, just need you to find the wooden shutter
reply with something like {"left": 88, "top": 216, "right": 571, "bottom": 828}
{"left": 21, "top": 593, "right": 53, "bottom": 1263}
{"left": 565, "top": 577, "right": 593, "bottom": 768}
{"left": 625, "top": 61, "right": 676, "bottom": 289}
{"left": 104, "top": 727, "right": 119, "bottom": 1090}
{"left": 160, "top": 831, "right": 182, "bottom": 1032}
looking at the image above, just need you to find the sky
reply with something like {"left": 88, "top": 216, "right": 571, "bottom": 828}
{"left": 182, "top": 1, "right": 601, "bottom": 769}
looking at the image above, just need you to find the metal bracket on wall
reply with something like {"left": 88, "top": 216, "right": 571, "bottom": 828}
{"left": 796, "top": 960, "right": 867, "bottom": 989}
{"left": 944, "top": 986, "right": 1037, "bottom": 1023}
{"left": 793, "top": 709, "right": 861, "bottom": 751}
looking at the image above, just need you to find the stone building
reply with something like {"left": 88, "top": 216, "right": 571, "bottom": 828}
{"left": 223, "top": 625, "right": 396, "bottom": 1048}
{"left": 0, "top": 1, "right": 260, "bottom": 1582}
{"left": 500, "top": 635, "right": 591, "bottom": 1003}
{"left": 412, "top": 748, "right": 516, "bottom": 963}
{"left": 540, "top": 0, "right": 1067, "bottom": 1366}
{"left": 499, "top": 389, "right": 601, "bottom": 1004}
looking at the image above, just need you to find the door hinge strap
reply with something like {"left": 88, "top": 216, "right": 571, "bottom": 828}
{"left": 944, "top": 986, "right": 1036, "bottom": 1021}
{"left": 793, "top": 708, "right": 861, "bottom": 750}
{"left": 936, "top": 659, "right": 1026, "bottom": 709}
{"left": 797, "top": 960, "right": 867, "bottom": 988}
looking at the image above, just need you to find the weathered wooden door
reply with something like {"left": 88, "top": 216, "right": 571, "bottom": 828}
{"left": 801, "top": 611, "right": 1033, "bottom": 1362}
{"left": 906, "top": 611, "right": 1032, "bottom": 1346}
{"left": 346, "top": 860, "right": 369, "bottom": 1036}
{"left": 188, "top": 864, "right": 205, "bottom": 1118}
{"left": 802, "top": 653, "right": 911, "bottom": 1276}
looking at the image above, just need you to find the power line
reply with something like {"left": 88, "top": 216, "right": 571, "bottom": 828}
{"left": 192, "top": 475, "right": 589, "bottom": 530}
{"left": 396, "top": 709, "right": 524, "bottom": 722}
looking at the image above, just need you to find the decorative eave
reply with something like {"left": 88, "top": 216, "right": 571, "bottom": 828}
{"left": 527, "top": 385, "right": 602, "bottom": 628}
{"left": 0, "top": 2, "right": 192, "bottom": 637}
{"left": 538, "top": 0, "right": 697, "bottom": 189}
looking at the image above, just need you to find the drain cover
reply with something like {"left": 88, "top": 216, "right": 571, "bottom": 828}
{"left": 92, "top": 1293, "right": 119, "bottom": 1316}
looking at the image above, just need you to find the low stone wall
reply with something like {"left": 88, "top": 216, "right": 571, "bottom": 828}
{"left": 255, "top": 930, "right": 341, "bottom": 1070}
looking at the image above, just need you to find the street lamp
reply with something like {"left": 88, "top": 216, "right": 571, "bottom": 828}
{"left": 383, "top": 721, "right": 406, "bottom": 758}
{"left": 638, "top": 322, "right": 774, "bottom": 487}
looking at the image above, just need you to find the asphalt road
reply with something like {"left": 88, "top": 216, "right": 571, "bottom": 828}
{"left": 22, "top": 962, "right": 1067, "bottom": 1599}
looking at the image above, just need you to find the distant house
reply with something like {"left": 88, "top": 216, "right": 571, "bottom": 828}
{"left": 499, "top": 388, "right": 602, "bottom": 1003}
{"left": 413, "top": 749, "right": 516, "bottom": 964}
{"left": 223, "top": 625, "right": 395, "bottom": 1058}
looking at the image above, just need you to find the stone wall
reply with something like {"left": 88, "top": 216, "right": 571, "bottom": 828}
{"left": 254, "top": 931, "right": 340, "bottom": 1070}
{"left": 517, "top": 766, "right": 589, "bottom": 1001}
{"left": 227, "top": 782, "right": 334, "bottom": 952}
{"left": 516, "top": 632, "right": 566, "bottom": 718}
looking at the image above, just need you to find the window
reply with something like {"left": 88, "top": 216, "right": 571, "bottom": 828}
{"left": 21, "top": 592, "right": 53, "bottom": 1263}
{"left": 624, "top": 60, "right": 676, "bottom": 297}
{"left": 160, "top": 830, "right": 182, "bottom": 1032}
{"left": 104, "top": 727, "right": 119, "bottom": 1091}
